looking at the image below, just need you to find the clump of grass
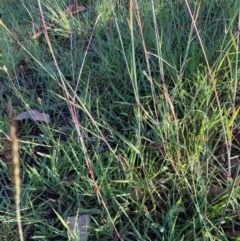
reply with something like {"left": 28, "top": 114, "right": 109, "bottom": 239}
{"left": 0, "top": 0, "right": 240, "bottom": 240}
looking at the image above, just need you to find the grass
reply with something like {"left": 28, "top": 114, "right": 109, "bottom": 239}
{"left": 0, "top": 0, "right": 240, "bottom": 240}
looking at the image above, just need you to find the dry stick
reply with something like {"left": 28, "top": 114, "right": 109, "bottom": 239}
{"left": 10, "top": 118, "right": 24, "bottom": 241}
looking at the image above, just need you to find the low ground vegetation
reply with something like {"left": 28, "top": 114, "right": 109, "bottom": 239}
{"left": 0, "top": 0, "right": 240, "bottom": 240}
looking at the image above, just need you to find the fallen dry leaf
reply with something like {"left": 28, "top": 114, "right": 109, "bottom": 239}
{"left": 67, "top": 214, "right": 90, "bottom": 241}
{"left": 64, "top": 1, "right": 86, "bottom": 16}
{"left": 208, "top": 185, "right": 228, "bottom": 197}
{"left": 31, "top": 31, "right": 44, "bottom": 40}
{"left": 58, "top": 175, "right": 75, "bottom": 186}
{"left": 14, "top": 109, "right": 50, "bottom": 123}
{"left": 130, "top": 186, "right": 144, "bottom": 201}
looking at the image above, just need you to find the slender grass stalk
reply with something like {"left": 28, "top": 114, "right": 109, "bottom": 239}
{"left": 129, "top": 0, "right": 141, "bottom": 147}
